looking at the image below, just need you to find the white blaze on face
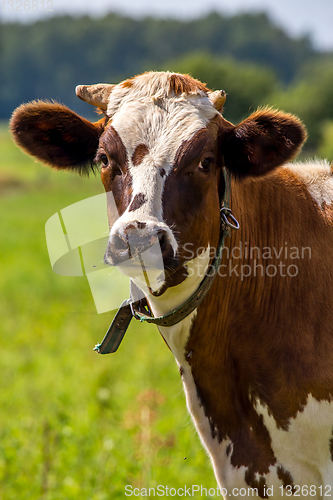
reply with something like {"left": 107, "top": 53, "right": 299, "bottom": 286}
{"left": 108, "top": 89, "right": 218, "bottom": 254}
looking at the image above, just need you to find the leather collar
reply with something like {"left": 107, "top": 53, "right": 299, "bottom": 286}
{"left": 94, "top": 168, "right": 239, "bottom": 354}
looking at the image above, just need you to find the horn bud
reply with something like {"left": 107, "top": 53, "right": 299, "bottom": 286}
{"left": 75, "top": 83, "right": 115, "bottom": 111}
{"left": 209, "top": 90, "right": 226, "bottom": 112}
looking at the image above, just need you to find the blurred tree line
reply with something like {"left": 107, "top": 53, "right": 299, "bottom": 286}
{"left": 1, "top": 11, "right": 333, "bottom": 157}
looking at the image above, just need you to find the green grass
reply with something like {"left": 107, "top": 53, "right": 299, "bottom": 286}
{"left": 0, "top": 123, "right": 219, "bottom": 499}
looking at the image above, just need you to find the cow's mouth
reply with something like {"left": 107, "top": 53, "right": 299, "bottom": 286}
{"left": 104, "top": 234, "right": 184, "bottom": 295}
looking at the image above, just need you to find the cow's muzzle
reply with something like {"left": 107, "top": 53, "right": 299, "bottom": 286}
{"left": 104, "top": 220, "right": 179, "bottom": 277}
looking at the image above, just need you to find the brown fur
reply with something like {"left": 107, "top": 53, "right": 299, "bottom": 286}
{"left": 128, "top": 193, "right": 146, "bottom": 212}
{"left": 173, "top": 129, "right": 214, "bottom": 173}
{"left": 220, "top": 107, "right": 307, "bottom": 178}
{"left": 277, "top": 466, "right": 294, "bottom": 488}
{"left": 185, "top": 168, "right": 333, "bottom": 489}
{"left": 120, "top": 72, "right": 209, "bottom": 97}
{"left": 99, "top": 125, "right": 128, "bottom": 170}
{"left": 131, "top": 144, "right": 149, "bottom": 166}
{"left": 10, "top": 101, "right": 106, "bottom": 172}
{"left": 162, "top": 127, "right": 221, "bottom": 288}
{"left": 99, "top": 125, "right": 132, "bottom": 218}
{"left": 121, "top": 78, "right": 134, "bottom": 88}
{"left": 168, "top": 73, "right": 209, "bottom": 96}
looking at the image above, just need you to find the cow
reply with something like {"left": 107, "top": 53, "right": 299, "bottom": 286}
{"left": 10, "top": 71, "right": 333, "bottom": 498}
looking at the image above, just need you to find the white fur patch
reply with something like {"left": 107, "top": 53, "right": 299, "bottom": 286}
{"left": 106, "top": 72, "right": 218, "bottom": 254}
{"left": 179, "top": 378, "right": 333, "bottom": 498}
{"left": 255, "top": 396, "right": 333, "bottom": 491}
{"left": 286, "top": 160, "right": 333, "bottom": 208}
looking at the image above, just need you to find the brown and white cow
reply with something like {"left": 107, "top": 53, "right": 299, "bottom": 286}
{"left": 11, "top": 71, "right": 333, "bottom": 498}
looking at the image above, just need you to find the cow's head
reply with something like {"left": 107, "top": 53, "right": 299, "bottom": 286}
{"left": 10, "top": 72, "right": 306, "bottom": 295}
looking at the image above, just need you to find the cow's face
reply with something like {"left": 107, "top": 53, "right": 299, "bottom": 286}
{"left": 10, "top": 72, "right": 307, "bottom": 295}
{"left": 95, "top": 79, "right": 227, "bottom": 292}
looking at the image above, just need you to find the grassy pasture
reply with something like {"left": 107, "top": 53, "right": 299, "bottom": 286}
{"left": 0, "top": 123, "right": 219, "bottom": 499}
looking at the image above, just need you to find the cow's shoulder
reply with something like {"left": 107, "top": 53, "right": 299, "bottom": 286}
{"left": 285, "top": 159, "right": 333, "bottom": 208}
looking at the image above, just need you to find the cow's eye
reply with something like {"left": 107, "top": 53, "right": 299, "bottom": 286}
{"left": 199, "top": 157, "right": 214, "bottom": 173}
{"left": 100, "top": 154, "right": 108, "bottom": 166}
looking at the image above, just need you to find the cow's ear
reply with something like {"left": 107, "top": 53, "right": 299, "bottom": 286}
{"left": 10, "top": 101, "right": 107, "bottom": 174}
{"left": 220, "top": 108, "right": 307, "bottom": 178}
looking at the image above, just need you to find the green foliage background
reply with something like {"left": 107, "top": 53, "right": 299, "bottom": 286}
{"left": 1, "top": 11, "right": 333, "bottom": 157}
{"left": 0, "top": 125, "right": 221, "bottom": 498}
{"left": 1, "top": 9, "right": 333, "bottom": 499}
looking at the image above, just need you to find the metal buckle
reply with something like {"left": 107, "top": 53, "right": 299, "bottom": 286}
{"left": 130, "top": 299, "right": 153, "bottom": 320}
{"left": 130, "top": 301, "right": 140, "bottom": 320}
{"left": 220, "top": 207, "right": 240, "bottom": 230}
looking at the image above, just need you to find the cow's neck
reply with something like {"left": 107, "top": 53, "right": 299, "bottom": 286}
{"left": 136, "top": 168, "right": 231, "bottom": 356}
{"left": 149, "top": 167, "right": 328, "bottom": 402}
{"left": 180, "top": 172, "right": 294, "bottom": 418}
{"left": 148, "top": 168, "right": 333, "bottom": 491}
{"left": 145, "top": 246, "right": 212, "bottom": 358}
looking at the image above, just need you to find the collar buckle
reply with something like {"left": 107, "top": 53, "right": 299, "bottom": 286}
{"left": 220, "top": 206, "right": 240, "bottom": 231}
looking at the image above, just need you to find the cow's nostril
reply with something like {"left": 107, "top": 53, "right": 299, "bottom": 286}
{"left": 105, "top": 233, "right": 130, "bottom": 265}
{"left": 157, "top": 230, "right": 169, "bottom": 253}
{"left": 157, "top": 229, "right": 176, "bottom": 265}
{"left": 111, "top": 233, "right": 128, "bottom": 253}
